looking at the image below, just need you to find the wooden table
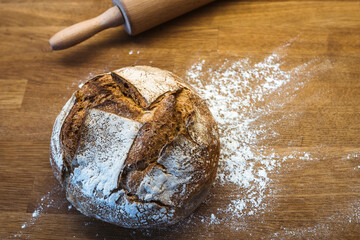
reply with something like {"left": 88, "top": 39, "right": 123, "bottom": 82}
{"left": 1, "top": 0, "right": 359, "bottom": 239}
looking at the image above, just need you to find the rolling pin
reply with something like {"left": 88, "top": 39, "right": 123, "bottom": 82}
{"left": 49, "top": 0, "right": 214, "bottom": 50}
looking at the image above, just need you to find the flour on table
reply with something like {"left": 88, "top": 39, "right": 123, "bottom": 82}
{"left": 13, "top": 192, "right": 52, "bottom": 238}
{"left": 12, "top": 185, "right": 70, "bottom": 239}
{"left": 185, "top": 45, "right": 327, "bottom": 229}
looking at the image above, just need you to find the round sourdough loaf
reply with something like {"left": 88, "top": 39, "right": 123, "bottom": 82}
{"left": 50, "top": 66, "right": 220, "bottom": 228}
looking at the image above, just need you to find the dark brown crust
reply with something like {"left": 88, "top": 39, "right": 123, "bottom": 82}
{"left": 52, "top": 67, "right": 220, "bottom": 228}
{"left": 111, "top": 72, "right": 150, "bottom": 109}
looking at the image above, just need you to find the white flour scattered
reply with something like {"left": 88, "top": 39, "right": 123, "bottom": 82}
{"left": 348, "top": 153, "right": 359, "bottom": 160}
{"left": 348, "top": 153, "right": 360, "bottom": 170}
{"left": 12, "top": 188, "right": 72, "bottom": 239}
{"left": 13, "top": 192, "right": 51, "bottom": 238}
{"left": 31, "top": 210, "right": 39, "bottom": 218}
{"left": 185, "top": 48, "right": 326, "bottom": 228}
{"left": 128, "top": 50, "right": 140, "bottom": 55}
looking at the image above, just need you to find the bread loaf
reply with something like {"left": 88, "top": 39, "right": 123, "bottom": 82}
{"left": 50, "top": 66, "right": 220, "bottom": 228}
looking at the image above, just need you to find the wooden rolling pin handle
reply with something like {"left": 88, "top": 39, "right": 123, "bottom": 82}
{"left": 49, "top": 6, "right": 125, "bottom": 51}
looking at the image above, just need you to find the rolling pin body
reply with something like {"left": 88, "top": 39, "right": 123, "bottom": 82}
{"left": 49, "top": 0, "right": 214, "bottom": 50}
{"left": 113, "top": 0, "right": 214, "bottom": 35}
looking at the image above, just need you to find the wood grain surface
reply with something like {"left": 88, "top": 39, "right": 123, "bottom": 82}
{"left": 1, "top": 0, "right": 360, "bottom": 239}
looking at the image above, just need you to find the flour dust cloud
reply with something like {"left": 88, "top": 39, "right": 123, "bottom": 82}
{"left": 185, "top": 46, "right": 329, "bottom": 229}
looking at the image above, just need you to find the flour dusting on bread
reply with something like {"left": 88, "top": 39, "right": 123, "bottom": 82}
{"left": 50, "top": 95, "right": 76, "bottom": 182}
{"left": 70, "top": 109, "right": 143, "bottom": 197}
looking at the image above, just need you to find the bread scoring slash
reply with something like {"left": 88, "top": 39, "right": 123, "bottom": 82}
{"left": 50, "top": 66, "right": 220, "bottom": 228}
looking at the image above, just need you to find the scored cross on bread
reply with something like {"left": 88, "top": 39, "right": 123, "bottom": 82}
{"left": 50, "top": 66, "right": 220, "bottom": 228}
